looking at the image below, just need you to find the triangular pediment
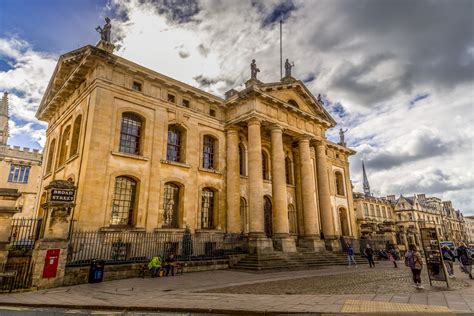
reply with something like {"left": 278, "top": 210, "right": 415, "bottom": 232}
{"left": 260, "top": 80, "right": 336, "bottom": 126}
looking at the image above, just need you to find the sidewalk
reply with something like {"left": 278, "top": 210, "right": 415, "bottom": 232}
{"left": 0, "top": 262, "right": 472, "bottom": 314}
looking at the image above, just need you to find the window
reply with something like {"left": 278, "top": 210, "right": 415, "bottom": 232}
{"left": 335, "top": 171, "right": 345, "bottom": 196}
{"left": 203, "top": 136, "right": 215, "bottom": 169}
{"left": 132, "top": 81, "right": 142, "bottom": 91}
{"left": 163, "top": 183, "right": 179, "bottom": 228}
{"left": 383, "top": 206, "right": 387, "bottom": 218}
{"left": 119, "top": 113, "right": 142, "bottom": 155}
{"left": 262, "top": 150, "right": 269, "bottom": 180}
{"left": 239, "top": 143, "right": 246, "bottom": 176}
{"left": 363, "top": 203, "right": 369, "bottom": 216}
{"left": 201, "top": 188, "right": 215, "bottom": 229}
{"left": 240, "top": 197, "right": 247, "bottom": 233}
{"left": 376, "top": 205, "right": 381, "bottom": 217}
{"left": 287, "top": 99, "right": 299, "bottom": 108}
{"left": 57, "top": 125, "right": 71, "bottom": 166}
{"left": 209, "top": 108, "right": 216, "bottom": 117}
{"left": 288, "top": 204, "right": 297, "bottom": 234}
{"left": 69, "top": 115, "right": 82, "bottom": 157}
{"left": 182, "top": 99, "right": 190, "bottom": 108}
{"left": 45, "top": 139, "right": 56, "bottom": 174}
{"left": 111, "top": 176, "right": 137, "bottom": 226}
{"left": 167, "top": 125, "right": 183, "bottom": 162}
{"left": 285, "top": 157, "right": 292, "bottom": 184}
{"left": 8, "top": 164, "right": 30, "bottom": 183}
{"left": 369, "top": 204, "right": 375, "bottom": 216}
{"left": 167, "top": 94, "right": 176, "bottom": 103}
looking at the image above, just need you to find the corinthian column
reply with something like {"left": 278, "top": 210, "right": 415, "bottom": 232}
{"left": 226, "top": 126, "right": 240, "bottom": 233}
{"left": 270, "top": 125, "right": 295, "bottom": 252}
{"left": 247, "top": 118, "right": 272, "bottom": 253}
{"left": 298, "top": 136, "right": 324, "bottom": 251}
{"left": 315, "top": 141, "right": 338, "bottom": 250}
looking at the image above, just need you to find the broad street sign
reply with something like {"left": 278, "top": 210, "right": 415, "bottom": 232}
{"left": 50, "top": 189, "right": 75, "bottom": 203}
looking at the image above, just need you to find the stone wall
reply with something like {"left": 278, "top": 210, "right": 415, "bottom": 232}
{"left": 63, "top": 259, "right": 229, "bottom": 286}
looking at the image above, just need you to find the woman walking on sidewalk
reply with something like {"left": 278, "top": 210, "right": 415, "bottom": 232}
{"left": 405, "top": 244, "right": 424, "bottom": 289}
{"left": 364, "top": 244, "right": 375, "bottom": 268}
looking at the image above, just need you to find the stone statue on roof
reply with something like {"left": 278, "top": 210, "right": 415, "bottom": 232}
{"left": 250, "top": 59, "right": 260, "bottom": 79}
{"left": 339, "top": 128, "right": 348, "bottom": 146}
{"left": 96, "top": 17, "right": 112, "bottom": 43}
{"left": 284, "top": 59, "right": 294, "bottom": 77}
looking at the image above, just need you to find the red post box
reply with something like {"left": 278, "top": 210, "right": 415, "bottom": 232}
{"left": 42, "top": 249, "right": 60, "bottom": 278}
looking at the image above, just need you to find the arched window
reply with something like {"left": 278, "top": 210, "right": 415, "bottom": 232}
{"left": 201, "top": 188, "right": 215, "bottom": 228}
{"left": 163, "top": 183, "right": 180, "bottom": 228}
{"left": 285, "top": 157, "right": 292, "bottom": 184}
{"left": 45, "top": 139, "right": 56, "bottom": 174}
{"left": 58, "top": 125, "right": 71, "bottom": 166}
{"left": 335, "top": 171, "right": 345, "bottom": 196}
{"left": 111, "top": 176, "right": 137, "bottom": 226}
{"left": 203, "top": 136, "right": 215, "bottom": 169}
{"left": 119, "top": 112, "right": 142, "bottom": 155}
{"left": 288, "top": 99, "right": 299, "bottom": 108}
{"left": 239, "top": 143, "right": 246, "bottom": 176}
{"left": 288, "top": 204, "right": 297, "bottom": 234}
{"left": 69, "top": 115, "right": 82, "bottom": 157}
{"left": 240, "top": 197, "right": 248, "bottom": 233}
{"left": 262, "top": 150, "right": 269, "bottom": 180}
{"left": 167, "top": 125, "right": 184, "bottom": 162}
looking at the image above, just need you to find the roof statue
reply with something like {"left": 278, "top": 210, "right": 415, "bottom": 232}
{"left": 362, "top": 160, "right": 371, "bottom": 197}
{"left": 250, "top": 59, "right": 260, "bottom": 80}
{"left": 317, "top": 94, "right": 323, "bottom": 103}
{"left": 284, "top": 59, "right": 294, "bottom": 77}
{"left": 96, "top": 17, "right": 111, "bottom": 43}
{"left": 338, "top": 128, "right": 347, "bottom": 146}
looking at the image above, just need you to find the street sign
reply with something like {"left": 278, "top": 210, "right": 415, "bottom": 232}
{"left": 50, "top": 189, "right": 75, "bottom": 203}
{"left": 419, "top": 227, "right": 449, "bottom": 287}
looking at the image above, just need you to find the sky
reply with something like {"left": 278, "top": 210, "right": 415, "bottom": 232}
{"left": 0, "top": 0, "right": 473, "bottom": 215}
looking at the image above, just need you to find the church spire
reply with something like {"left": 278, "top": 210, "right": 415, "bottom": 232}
{"left": 0, "top": 92, "right": 9, "bottom": 146}
{"left": 362, "top": 160, "right": 371, "bottom": 197}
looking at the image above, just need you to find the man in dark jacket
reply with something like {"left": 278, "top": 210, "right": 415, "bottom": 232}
{"left": 456, "top": 242, "right": 472, "bottom": 279}
{"left": 442, "top": 246, "right": 455, "bottom": 278}
{"left": 364, "top": 245, "right": 375, "bottom": 268}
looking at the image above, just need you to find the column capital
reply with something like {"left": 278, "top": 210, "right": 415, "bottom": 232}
{"left": 296, "top": 134, "right": 313, "bottom": 143}
{"left": 247, "top": 117, "right": 261, "bottom": 127}
{"left": 268, "top": 123, "right": 283, "bottom": 133}
{"left": 226, "top": 125, "right": 240, "bottom": 133}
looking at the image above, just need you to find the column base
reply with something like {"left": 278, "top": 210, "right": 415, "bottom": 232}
{"left": 299, "top": 237, "right": 326, "bottom": 252}
{"left": 248, "top": 234, "right": 273, "bottom": 254}
{"left": 273, "top": 235, "right": 297, "bottom": 253}
{"left": 324, "top": 238, "right": 341, "bottom": 251}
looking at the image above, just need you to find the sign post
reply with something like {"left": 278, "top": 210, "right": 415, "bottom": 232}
{"left": 419, "top": 227, "right": 449, "bottom": 288}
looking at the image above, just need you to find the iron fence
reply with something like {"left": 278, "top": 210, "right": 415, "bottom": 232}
{"left": 9, "top": 218, "right": 42, "bottom": 251}
{"left": 0, "top": 260, "right": 34, "bottom": 293}
{"left": 67, "top": 230, "right": 248, "bottom": 266}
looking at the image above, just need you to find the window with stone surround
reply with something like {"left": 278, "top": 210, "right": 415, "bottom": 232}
{"left": 110, "top": 176, "right": 137, "bottom": 226}
{"left": 363, "top": 203, "right": 369, "bottom": 216}
{"left": 69, "top": 115, "right": 82, "bottom": 157}
{"left": 369, "top": 204, "right": 375, "bottom": 217}
{"left": 335, "top": 171, "right": 345, "bottom": 196}
{"left": 262, "top": 150, "right": 270, "bottom": 180}
{"left": 288, "top": 204, "right": 297, "bottom": 234}
{"left": 8, "top": 164, "right": 30, "bottom": 183}
{"left": 45, "top": 139, "right": 56, "bottom": 174}
{"left": 167, "top": 93, "right": 176, "bottom": 103}
{"left": 163, "top": 183, "right": 179, "bottom": 228}
{"left": 203, "top": 135, "right": 215, "bottom": 169}
{"left": 285, "top": 157, "right": 293, "bottom": 184}
{"left": 201, "top": 188, "right": 215, "bottom": 229}
{"left": 132, "top": 81, "right": 142, "bottom": 92}
{"left": 240, "top": 197, "right": 248, "bottom": 233}
{"left": 58, "top": 125, "right": 71, "bottom": 166}
{"left": 167, "top": 125, "right": 184, "bottom": 162}
{"left": 376, "top": 205, "right": 381, "bottom": 217}
{"left": 119, "top": 112, "right": 142, "bottom": 155}
{"left": 239, "top": 143, "right": 246, "bottom": 176}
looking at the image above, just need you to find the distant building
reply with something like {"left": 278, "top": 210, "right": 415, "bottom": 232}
{"left": 465, "top": 216, "right": 474, "bottom": 244}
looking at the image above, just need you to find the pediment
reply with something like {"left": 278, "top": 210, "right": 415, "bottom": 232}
{"left": 260, "top": 80, "right": 336, "bottom": 126}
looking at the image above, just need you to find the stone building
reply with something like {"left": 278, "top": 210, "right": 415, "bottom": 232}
{"left": 35, "top": 41, "right": 358, "bottom": 254}
{"left": 465, "top": 216, "right": 474, "bottom": 244}
{"left": 0, "top": 92, "right": 43, "bottom": 219}
{"left": 442, "top": 201, "right": 467, "bottom": 243}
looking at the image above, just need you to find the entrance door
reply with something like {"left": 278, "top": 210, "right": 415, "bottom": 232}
{"left": 264, "top": 196, "right": 273, "bottom": 238}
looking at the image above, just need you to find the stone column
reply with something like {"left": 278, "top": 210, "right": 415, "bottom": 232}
{"left": 247, "top": 118, "right": 272, "bottom": 253}
{"left": 315, "top": 141, "right": 340, "bottom": 251}
{"left": 226, "top": 127, "right": 241, "bottom": 233}
{"left": 270, "top": 125, "right": 296, "bottom": 252}
{"left": 298, "top": 136, "right": 324, "bottom": 251}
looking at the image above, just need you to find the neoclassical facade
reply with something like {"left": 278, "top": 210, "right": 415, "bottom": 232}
{"left": 35, "top": 42, "right": 357, "bottom": 253}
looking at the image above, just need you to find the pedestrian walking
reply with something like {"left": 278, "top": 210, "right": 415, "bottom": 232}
{"left": 456, "top": 242, "right": 473, "bottom": 279}
{"left": 442, "top": 246, "right": 455, "bottom": 278}
{"left": 364, "top": 244, "right": 375, "bottom": 268}
{"left": 405, "top": 244, "right": 424, "bottom": 289}
{"left": 347, "top": 244, "right": 358, "bottom": 268}
{"left": 388, "top": 248, "right": 398, "bottom": 268}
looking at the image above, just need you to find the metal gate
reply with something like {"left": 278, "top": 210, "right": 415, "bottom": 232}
{"left": 0, "top": 258, "right": 34, "bottom": 293}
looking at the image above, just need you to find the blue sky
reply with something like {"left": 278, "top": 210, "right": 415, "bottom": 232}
{"left": 0, "top": 0, "right": 473, "bottom": 214}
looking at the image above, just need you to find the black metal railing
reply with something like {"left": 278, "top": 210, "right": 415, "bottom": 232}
{"left": 0, "top": 261, "right": 34, "bottom": 293}
{"left": 67, "top": 230, "right": 248, "bottom": 266}
{"left": 9, "top": 218, "right": 42, "bottom": 251}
